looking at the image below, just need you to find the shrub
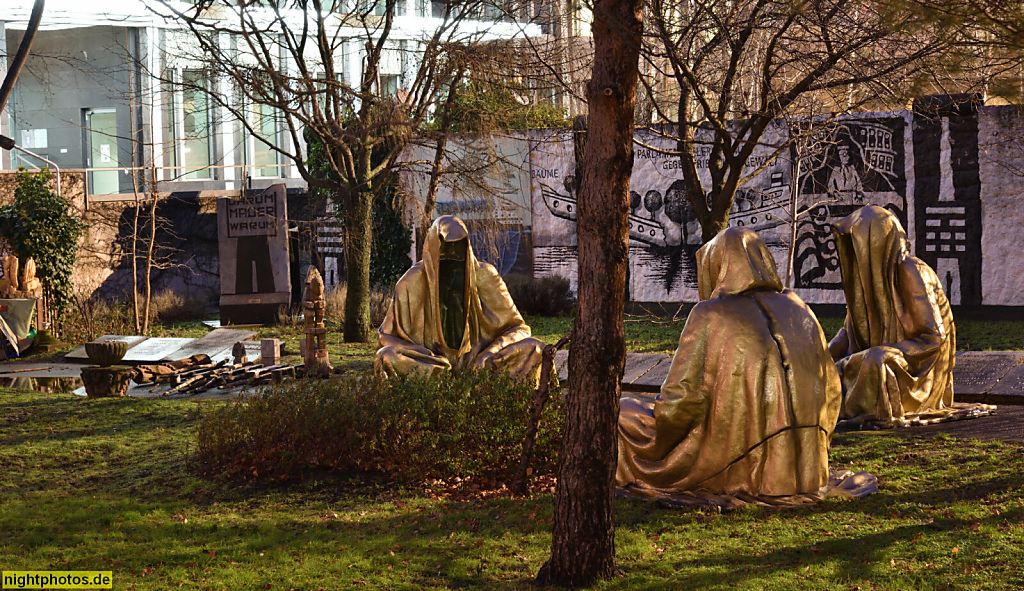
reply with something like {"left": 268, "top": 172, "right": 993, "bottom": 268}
{"left": 195, "top": 369, "right": 562, "bottom": 483}
{"left": 504, "top": 273, "right": 576, "bottom": 316}
{"left": 61, "top": 293, "right": 135, "bottom": 344}
{"left": 318, "top": 283, "right": 393, "bottom": 329}
{"left": 369, "top": 284, "right": 394, "bottom": 327}
{"left": 148, "top": 290, "right": 215, "bottom": 323}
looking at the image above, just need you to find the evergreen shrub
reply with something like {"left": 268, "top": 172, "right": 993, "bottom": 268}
{"left": 196, "top": 369, "right": 562, "bottom": 482}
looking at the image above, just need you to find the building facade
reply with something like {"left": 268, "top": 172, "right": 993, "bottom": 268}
{"left": 1, "top": 0, "right": 541, "bottom": 199}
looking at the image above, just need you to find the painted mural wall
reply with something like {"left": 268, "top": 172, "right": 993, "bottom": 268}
{"left": 401, "top": 105, "right": 1024, "bottom": 306}
{"left": 529, "top": 114, "right": 920, "bottom": 304}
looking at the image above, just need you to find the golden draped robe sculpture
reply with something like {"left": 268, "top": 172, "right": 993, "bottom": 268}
{"left": 829, "top": 205, "right": 956, "bottom": 425}
{"left": 375, "top": 215, "right": 544, "bottom": 383}
{"left": 617, "top": 227, "right": 842, "bottom": 497}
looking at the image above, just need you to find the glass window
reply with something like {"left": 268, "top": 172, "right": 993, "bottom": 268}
{"left": 160, "top": 76, "right": 177, "bottom": 177}
{"left": 250, "top": 102, "right": 279, "bottom": 178}
{"left": 380, "top": 74, "right": 400, "bottom": 97}
{"left": 181, "top": 70, "right": 211, "bottom": 180}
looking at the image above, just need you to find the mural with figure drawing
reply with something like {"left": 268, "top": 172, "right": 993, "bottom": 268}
{"left": 791, "top": 115, "right": 909, "bottom": 294}
{"left": 396, "top": 107, "right": 1024, "bottom": 306}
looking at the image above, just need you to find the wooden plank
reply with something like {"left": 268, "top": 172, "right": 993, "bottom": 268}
{"left": 165, "top": 328, "right": 257, "bottom": 361}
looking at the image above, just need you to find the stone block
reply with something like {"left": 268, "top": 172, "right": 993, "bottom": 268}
{"left": 261, "top": 338, "right": 281, "bottom": 365}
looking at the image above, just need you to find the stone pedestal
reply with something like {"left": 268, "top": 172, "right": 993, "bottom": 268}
{"left": 81, "top": 366, "right": 133, "bottom": 398}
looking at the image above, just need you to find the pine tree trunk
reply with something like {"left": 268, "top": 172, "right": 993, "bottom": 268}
{"left": 536, "top": 0, "right": 642, "bottom": 585}
{"left": 342, "top": 188, "right": 374, "bottom": 342}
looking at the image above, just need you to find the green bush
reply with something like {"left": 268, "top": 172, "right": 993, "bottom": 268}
{"left": 196, "top": 369, "right": 562, "bottom": 483}
{"left": 0, "top": 168, "right": 87, "bottom": 322}
{"left": 504, "top": 273, "right": 576, "bottom": 316}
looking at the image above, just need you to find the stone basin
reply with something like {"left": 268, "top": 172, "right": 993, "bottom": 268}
{"left": 85, "top": 341, "right": 129, "bottom": 367}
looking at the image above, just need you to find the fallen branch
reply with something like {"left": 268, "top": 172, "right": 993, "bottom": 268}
{"left": 513, "top": 333, "right": 571, "bottom": 496}
{"left": 0, "top": 366, "right": 51, "bottom": 374}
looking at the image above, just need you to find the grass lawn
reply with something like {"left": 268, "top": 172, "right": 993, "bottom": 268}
{"left": 526, "top": 313, "right": 1024, "bottom": 354}
{"left": 2, "top": 387, "right": 1024, "bottom": 590}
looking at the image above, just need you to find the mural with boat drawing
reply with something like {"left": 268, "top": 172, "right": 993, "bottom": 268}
{"left": 396, "top": 107, "right": 1024, "bottom": 305}
{"left": 529, "top": 116, "right": 913, "bottom": 303}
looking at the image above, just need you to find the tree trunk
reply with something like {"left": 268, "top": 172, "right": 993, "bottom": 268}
{"left": 130, "top": 196, "right": 141, "bottom": 334}
{"left": 536, "top": 0, "right": 642, "bottom": 585}
{"left": 342, "top": 187, "right": 374, "bottom": 342}
{"left": 142, "top": 195, "right": 157, "bottom": 335}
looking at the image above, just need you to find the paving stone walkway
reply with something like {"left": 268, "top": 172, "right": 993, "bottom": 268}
{"left": 555, "top": 350, "right": 1024, "bottom": 405}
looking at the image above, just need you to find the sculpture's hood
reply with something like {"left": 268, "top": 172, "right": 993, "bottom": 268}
{"left": 696, "top": 227, "right": 783, "bottom": 300}
{"left": 832, "top": 205, "right": 908, "bottom": 348}
{"left": 421, "top": 215, "right": 479, "bottom": 354}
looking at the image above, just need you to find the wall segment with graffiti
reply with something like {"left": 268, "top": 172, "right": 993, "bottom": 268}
{"left": 396, "top": 106, "right": 1024, "bottom": 306}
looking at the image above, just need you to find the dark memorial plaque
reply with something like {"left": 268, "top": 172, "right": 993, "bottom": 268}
{"left": 987, "top": 362, "right": 1024, "bottom": 404}
{"left": 218, "top": 185, "right": 291, "bottom": 324}
{"left": 953, "top": 351, "right": 1022, "bottom": 400}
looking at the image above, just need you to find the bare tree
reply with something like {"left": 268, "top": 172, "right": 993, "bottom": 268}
{"left": 153, "top": 0, "right": 523, "bottom": 341}
{"left": 535, "top": 0, "right": 642, "bottom": 586}
{"left": 641, "top": 0, "right": 954, "bottom": 241}
{"left": 0, "top": 0, "right": 44, "bottom": 112}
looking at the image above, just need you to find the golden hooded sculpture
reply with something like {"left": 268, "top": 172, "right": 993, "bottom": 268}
{"left": 829, "top": 205, "right": 956, "bottom": 425}
{"left": 375, "top": 215, "right": 544, "bottom": 383}
{"left": 617, "top": 227, "right": 842, "bottom": 497}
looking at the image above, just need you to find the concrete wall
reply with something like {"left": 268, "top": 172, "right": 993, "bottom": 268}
{"left": 0, "top": 169, "right": 221, "bottom": 304}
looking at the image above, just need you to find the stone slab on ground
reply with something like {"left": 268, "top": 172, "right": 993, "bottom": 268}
{"left": 953, "top": 351, "right": 1024, "bottom": 401}
{"left": 209, "top": 340, "right": 263, "bottom": 364}
{"left": 629, "top": 357, "right": 673, "bottom": 392}
{"left": 122, "top": 338, "right": 195, "bottom": 363}
{"left": 554, "top": 350, "right": 569, "bottom": 382}
{"left": 0, "top": 362, "right": 85, "bottom": 379}
{"left": 868, "top": 404, "right": 1024, "bottom": 442}
{"left": 64, "top": 335, "right": 148, "bottom": 361}
{"left": 165, "top": 328, "right": 256, "bottom": 361}
{"left": 621, "top": 353, "right": 667, "bottom": 385}
{"left": 987, "top": 364, "right": 1024, "bottom": 404}
{"left": 555, "top": 351, "right": 1024, "bottom": 401}
{"left": 123, "top": 381, "right": 253, "bottom": 400}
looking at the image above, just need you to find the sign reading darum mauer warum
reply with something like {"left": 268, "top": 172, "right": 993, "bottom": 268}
{"left": 226, "top": 192, "right": 279, "bottom": 236}
{"left": 217, "top": 185, "right": 291, "bottom": 324}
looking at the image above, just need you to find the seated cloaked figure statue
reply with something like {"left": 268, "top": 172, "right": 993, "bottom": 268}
{"left": 375, "top": 215, "right": 544, "bottom": 383}
{"left": 829, "top": 205, "right": 956, "bottom": 425}
{"left": 617, "top": 227, "right": 842, "bottom": 497}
